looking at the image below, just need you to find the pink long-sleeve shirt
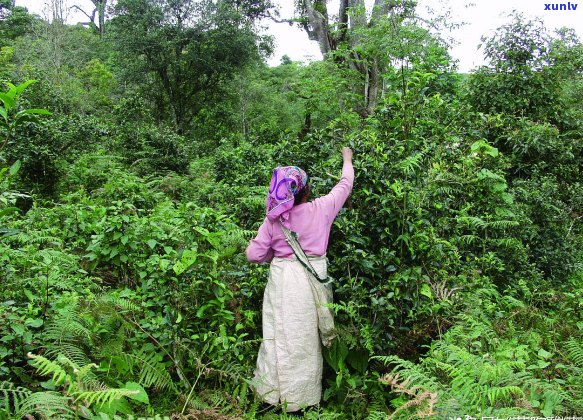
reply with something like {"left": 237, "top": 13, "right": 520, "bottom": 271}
{"left": 246, "top": 161, "right": 354, "bottom": 263}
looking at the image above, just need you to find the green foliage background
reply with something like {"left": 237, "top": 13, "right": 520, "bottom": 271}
{"left": 0, "top": 1, "right": 582, "bottom": 419}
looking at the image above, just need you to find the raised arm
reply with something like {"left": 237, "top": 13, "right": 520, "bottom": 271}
{"left": 316, "top": 147, "right": 354, "bottom": 220}
{"left": 246, "top": 217, "right": 274, "bottom": 263}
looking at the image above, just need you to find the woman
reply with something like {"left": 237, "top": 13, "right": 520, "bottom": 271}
{"left": 246, "top": 147, "right": 354, "bottom": 413}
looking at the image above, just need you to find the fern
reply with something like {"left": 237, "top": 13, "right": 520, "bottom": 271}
{"left": 15, "top": 391, "right": 74, "bottom": 419}
{"left": 28, "top": 353, "right": 71, "bottom": 386}
{"left": 44, "top": 302, "right": 92, "bottom": 345}
{"left": 565, "top": 339, "right": 583, "bottom": 367}
{"left": 73, "top": 387, "right": 138, "bottom": 406}
{"left": 94, "top": 293, "right": 140, "bottom": 314}
{"left": 371, "top": 355, "right": 440, "bottom": 390}
{"left": 45, "top": 342, "right": 91, "bottom": 368}
{"left": 0, "top": 381, "right": 31, "bottom": 415}
{"left": 25, "top": 352, "right": 149, "bottom": 417}
{"left": 485, "top": 385, "right": 524, "bottom": 406}
{"left": 366, "top": 411, "right": 388, "bottom": 420}
{"left": 488, "top": 219, "right": 520, "bottom": 229}
{"left": 562, "top": 339, "right": 583, "bottom": 413}
{"left": 458, "top": 234, "right": 480, "bottom": 245}
{"left": 121, "top": 352, "right": 177, "bottom": 392}
{"left": 457, "top": 215, "right": 487, "bottom": 230}
{"left": 379, "top": 373, "right": 438, "bottom": 419}
{"left": 398, "top": 151, "right": 425, "bottom": 176}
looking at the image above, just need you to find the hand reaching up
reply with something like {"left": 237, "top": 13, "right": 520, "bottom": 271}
{"left": 342, "top": 147, "right": 353, "bottom": 163}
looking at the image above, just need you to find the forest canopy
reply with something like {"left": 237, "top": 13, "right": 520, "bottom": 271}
{"left": 0, "top": 0, "right": 582, "bottom": 418}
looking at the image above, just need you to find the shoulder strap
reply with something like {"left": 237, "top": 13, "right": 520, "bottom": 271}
{"left": 278, "top": 218, "right": 328, "bottom": 284}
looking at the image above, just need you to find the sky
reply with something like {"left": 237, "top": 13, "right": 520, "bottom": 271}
{"left": 13, "top": 0, "right": 583, "bottom": 72}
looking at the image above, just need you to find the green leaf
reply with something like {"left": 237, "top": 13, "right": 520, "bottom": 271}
{"left": 15, "top": 79, "right": 37, "bottom": 96}
{"left": 17, "top": 108, "right": 52, "bottom": 116}
{"left": 123, "top": 382, "right": 149, "bottom": 404}
{"left": 538, "top": 348, "right": 552, "bottom": 359}
{"left": 323, "top": 339, "right": 348, "bottom": 371}
{"left": 0, "top": 207, "right": 20, "bottom": 218}
{"left": 24, "top": 289, "right": 35, "bottom": 302}
{"left": 173, "top": 248, "right": 197, "bottom": 275}
{"left": 196, "top": 304, "right": 209, "bottom": 318}
{"left": 25, "top": 318, "right": 43, "bottom": 328}
{"left": 420, "top": 283, "right": 433, "bottom": 299}
{"left": 10, "top": 114, "right": 38, "bottom": 128}
{"left": 346, "top": 349, "right": 369, "bottom": 374}
{"left": 11, "top": 324, "right": 25, "bottom": 336}
{"left": 110, "top": 356, "right": 130, "bottom": 374}
{"left": 9, "top": 160, "right": 21, "bottom": 175}
{"left": 470, "top": 139, "right": 499, "bottom": 157}
{"left": 146, "top": 239, "right": 157, "bottom": 249}
{"left": 0, "top": 92, "right": 15, "bottom": 110}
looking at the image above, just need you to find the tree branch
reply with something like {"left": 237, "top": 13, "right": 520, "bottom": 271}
{"left": 69, "top": 4, "right": 97, "bottom": 24}
{"left": 265, "top": 10, "right": 295, "bottom": 25}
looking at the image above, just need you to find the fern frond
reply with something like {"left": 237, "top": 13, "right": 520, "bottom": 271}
{"left": 458, "top": 234, "right": 481, "bottom": 245}
{"left": 122, "top": 352, "right": 176, "bottom": 392}
{"left": 46, "top": 343, "right": 91, "bottom": 368}
{"left": 94, "top": 293, "right": 140, "bottom": 313}
{"left": 398, "top": 152, "right": 425, "bottom": 176}
{"left": 44, "top": 303, "right": 92, "bottom": 345}
{"left": 28, "top": 353, "right": 70, "bottom": 386}
{"left": 73, "top": 387, "right": 138, "bottom": 407}
{"left": 565, "top": 339, "right": 583, "bottom": 367}
{"left": 486, "top": 386, "right": 524, "bottom": 406}
{"left": 371, "top": 355, "right": 440, "bottom": 390}
{"left": 380, "top": 373, "right": 437, "bottom": 419}
{"left": 0, "top": 381, "right": 31, "bottom": 415}
{"left": 430, "top": 280, "right": 462, "bottom": 301}
{"left": 15, "top": 391, "right": 73, "bottom": 419}
{"left": 457, "top": 215, "right": 487, "bottom": 230}
{"left": 488, "top": 220, "right": 520, "bottom": 230}
{"left": 74, "top": 363, "right": 103, "bottom": 392}
{"left": 366, "top": 411, "right": 388, "bottom": 420}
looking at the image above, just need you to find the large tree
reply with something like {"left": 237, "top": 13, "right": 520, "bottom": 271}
{"left": 71, "top": 0, "right": 109, "bottom": 38}
{"left": 292, "top": 0, "right": 418, "bottom": 115}
{"left": 110, "top": 0, "right": 269, "bottom": 134}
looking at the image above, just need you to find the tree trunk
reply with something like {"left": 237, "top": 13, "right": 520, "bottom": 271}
{"left": 366, "top": 58, "right": 380, "bottom": 114}
{"left": 298, "top": 112, "right": 312, "bottom": 140}
{"left": 298, "top": 0, "right": 398, "bottom": 116}
{"left": 98, "top": 0, "right": 107, "bottom": 38}
{"left": 301, "top": 0, "right": 332, "bottom": 56}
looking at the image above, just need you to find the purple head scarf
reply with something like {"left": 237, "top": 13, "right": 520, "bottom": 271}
{"left": 266, "top": 166, "right": 308, "bottom": 227}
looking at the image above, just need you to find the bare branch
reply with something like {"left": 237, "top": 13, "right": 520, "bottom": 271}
{"left": 69, "top": 4, "right": 97, "bottom": 24}
{"left": 265, "top": 10, "right": 295, "bottom": 25}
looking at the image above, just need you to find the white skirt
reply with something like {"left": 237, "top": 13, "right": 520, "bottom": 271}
{"left": 252, "top": 256, "right": 328, "bottom": 412}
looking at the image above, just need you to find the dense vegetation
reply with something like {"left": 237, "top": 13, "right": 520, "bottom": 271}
{"left": 1, "top": 0, "right": 582, "bottom": 418}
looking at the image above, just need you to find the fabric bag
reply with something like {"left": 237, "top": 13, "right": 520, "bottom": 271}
{"left": 279, "top": 219, "right": 337, "bottom": 347}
